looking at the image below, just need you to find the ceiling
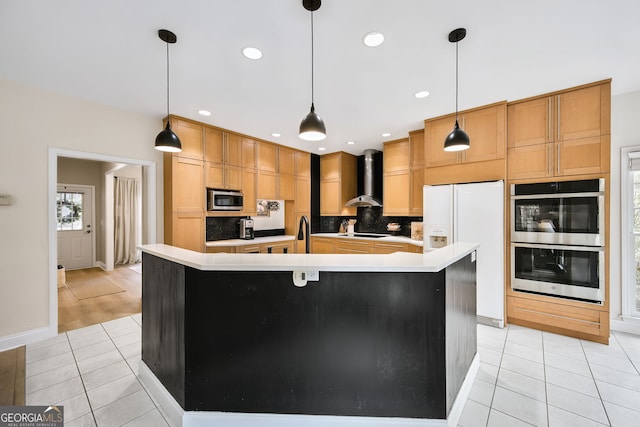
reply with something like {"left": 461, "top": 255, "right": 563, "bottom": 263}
{"left": 2, "top": 0, "right": 640, "bottom": 155}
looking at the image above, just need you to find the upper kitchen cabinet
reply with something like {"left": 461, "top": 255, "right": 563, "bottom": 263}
{"left": 170, "top": 117, "right": 204, "bottom": 160}
{"left": 425, "top": 102, "right": 506, "bottom": 168}
{"left": 295, "top": 151, "right": 311, "bottom": 177}
{"left": 383, "top": 138, "right": 411, "bottom": 216}
{"left": 257, "top": 141, "right": 277, "bottom": 172}
{"left": 507, "top": 80, "right": 611, "bottom": 180}
{"left": 242, "top": 138, "right": 257, "bottom": 169}
{"left": 277, "top": 146, "right": 296, "bottom": 175}
{"left": 424, "top": 102, "right": 507, "bottom": 185}
{"left": 320, "top": 152, "right": 357, "bottom": 216}
{"left": 409, "top": 129, "right": 425, "bottom": 215}
{"left": 204, "top": 128, "right": 242, "bottom": 190}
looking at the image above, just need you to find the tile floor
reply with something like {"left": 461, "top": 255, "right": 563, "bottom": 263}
{"left": 24, "top": 317, "right": 640, "bottom": 427}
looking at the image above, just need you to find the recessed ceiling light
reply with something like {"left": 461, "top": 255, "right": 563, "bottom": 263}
{"left": 363, "top": 32, "right": 385, "bottom": 47}
{"left": 318, "top": 147, "right": 326, "bottom": 151}
{"left": 414, "top": 91, "right": 430, "bottom": 99}
{"left": 346, "top": 141, "right": 355, "bottom": 145}
{"left": 272, "top": 133, "right": 281, "bottom": 137}
{"left": 382, "top": 132, "right": 391, "bottom": 137}
{"left": 242, "top": 46, "right": 263, "bottom": 60}
{"left": 198, "top": 110, "right": 211, "bottom": 116}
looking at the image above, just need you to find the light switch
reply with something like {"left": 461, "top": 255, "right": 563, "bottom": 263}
{"left": 0, "top": 194, "right": 12, "bottom": 206}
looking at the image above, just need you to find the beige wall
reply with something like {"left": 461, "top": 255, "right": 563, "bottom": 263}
{"left": 0, "top": 78, "right": 163, "bottom": 341}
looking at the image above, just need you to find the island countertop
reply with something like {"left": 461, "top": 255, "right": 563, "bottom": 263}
{"left": 139, "top": 242, "right": 477, "bottom": 273}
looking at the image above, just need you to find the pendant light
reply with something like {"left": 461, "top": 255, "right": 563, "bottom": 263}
{"left": 299, "top": 0, "right": 326, "bottom": 141}
{"left": 443, "top": 28, "right": 470, "bottom": 152}
{"left": 155, "top": 29, "right": 182, "bottom": 152}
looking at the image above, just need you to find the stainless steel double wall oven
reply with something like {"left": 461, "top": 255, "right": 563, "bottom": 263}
{"left": 510, "top": 179, "right": 605, "bottom": 303}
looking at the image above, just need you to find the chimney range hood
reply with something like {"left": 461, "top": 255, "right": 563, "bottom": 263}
{"left": 345, "top": 149, "right": 383, "bottom": 208}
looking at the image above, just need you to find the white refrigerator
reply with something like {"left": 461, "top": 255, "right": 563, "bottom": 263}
{"left": 423, "top": 181, "right": 504, "bottom": 328}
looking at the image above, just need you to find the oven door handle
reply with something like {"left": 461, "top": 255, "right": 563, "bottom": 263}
{"left": 511, "top": 242, "right": 604, "bottom": 252}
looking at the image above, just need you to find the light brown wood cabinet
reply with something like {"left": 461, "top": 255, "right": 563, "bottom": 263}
{"left": 335, "top": 239, "right": 373, "bottom": 254}
{"left": 260, "top": 240, "right": 294, "bottom": 254}
{"left": 425, "top": 102, "right": 506, "bottom": 168}
{"left": 295, "top": 151, "right": 311, "bottom": 177}
{"left": 241, "top": 168, "right": 257, "bottom": 216}
{"left": 278, "top": 146, "right": 296, "bottom": 175}
{"left": 320, "top": 152, "right": 357, "bottom": 216}
{"left": 257, "top": 142, "right": 277, "bottom": 172}
{"left": 163, "top": 155, "right": 204, "bottom": 252}
{"left": 171, "top": 118, "right": 204, "bottom": 160}
{"left": 311, "top": 237, "right": 335, "bottom": 254}
{"left": 278, "top": 172, "right": 296, "bottom": 200}
{"left": 204, "top": 129, "right": 244, "bottom": 190}
{"left": 383, "top": 137, "right": 423, "bottom": 216}
{"left": 507, "top": 80, "right": 611, "bottom": 180}
{"left": 257, "top": 170, "right": 277, "bottom": 200}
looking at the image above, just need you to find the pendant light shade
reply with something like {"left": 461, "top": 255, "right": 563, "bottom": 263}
{"left": 155, "top": 29, "right": 182, "bottom": 152}
{"left": 299, "top": 103, "right": 326, "bottom": 141}
{"left": 299, "top": 0, "right": 326, "bottom": 141}
{"left": 443, "top": 28, "right": 469, "bottom": 152}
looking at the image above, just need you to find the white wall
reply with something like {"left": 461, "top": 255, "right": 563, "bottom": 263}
{"left": 0, "top": 78, "right": 163, "bottom": 345}
{"left": 610, "top": 89, "right": 640, "bottom": 321}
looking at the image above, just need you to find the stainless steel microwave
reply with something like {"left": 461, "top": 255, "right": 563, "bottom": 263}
{"left": 510, "top": 179, "right": 605, "bottom": 247}
{"left": 207, "top": 188, "right": 243, "bottom": 211}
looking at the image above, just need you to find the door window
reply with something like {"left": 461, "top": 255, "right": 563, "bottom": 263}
{"left": 57, "top": 191, "right": 83, "bottom": 231}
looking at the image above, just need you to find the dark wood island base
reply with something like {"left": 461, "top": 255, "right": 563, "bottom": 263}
{"left": 138, "top": 243, "right": 479, "bottom": 427}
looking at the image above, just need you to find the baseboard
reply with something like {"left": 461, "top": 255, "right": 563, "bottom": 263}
{"left": 0, "top": 325, "right": 57, "bottom": 353}
{"left": 139, "top": 356, "right": 480, "bottom": 427}
{"left": 477, "top": 315, "right": 504, "bottom": 329}
{"left": 611, "top": 317, "right": 640, "bottom": 336}
{"left": 96, "top": 261, "right": 107, "bottom": 271}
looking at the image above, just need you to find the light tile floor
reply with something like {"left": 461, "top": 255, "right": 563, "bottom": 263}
{"left": 25, "top": 317, "right": 640, "bottom": 426}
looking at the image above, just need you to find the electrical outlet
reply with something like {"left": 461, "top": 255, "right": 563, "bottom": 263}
{"left": 306, "top": 270, "right": 319, "bottom": 281}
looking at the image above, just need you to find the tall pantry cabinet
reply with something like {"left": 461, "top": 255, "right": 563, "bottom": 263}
{"left": 163, "top": 118, "right": 205, "bottom": 252}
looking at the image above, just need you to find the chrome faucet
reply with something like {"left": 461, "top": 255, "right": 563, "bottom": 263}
{"left": 297, "top": 215, "right": 310, "bottom": 254}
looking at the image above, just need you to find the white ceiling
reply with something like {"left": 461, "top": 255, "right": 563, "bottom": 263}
{"left": 2, "top": 0, "right": 639, "bottom": 155}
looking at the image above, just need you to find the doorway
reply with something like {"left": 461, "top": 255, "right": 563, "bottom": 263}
{"left": 48, "top": 148, "right": 157, "bottom": 334}
{"left": 56, "top": 184, "right": 95, "bottom": 270}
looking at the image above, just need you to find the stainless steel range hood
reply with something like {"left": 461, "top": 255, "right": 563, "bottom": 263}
{"left": 345, "top": 149, "right": 383, "bottom": 207}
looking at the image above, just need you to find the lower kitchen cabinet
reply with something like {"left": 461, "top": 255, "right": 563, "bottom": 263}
{"left": 260, "top": 241, "right": 294, "bottom": 254}
{"left": 335, "top": 239, "right": 373, "bottom": 254}
{"left": 311, "top": 237, "right": 335, "bottom": 254}
{"left": 507, "top": 294, "right": 609, "bottom": 344}
{"left": 170, "top": 211, "right": 204, "bottom": 252}
{"left": 373, "top": 241, "right": 409, "bottom": 254}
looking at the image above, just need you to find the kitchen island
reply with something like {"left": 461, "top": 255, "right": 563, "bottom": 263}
{"left": 138, "top": 243, "right": 479, "bottom": 427}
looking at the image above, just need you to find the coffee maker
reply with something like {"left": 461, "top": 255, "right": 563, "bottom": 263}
{"left": 239, "top": 218, "right": 254, "bottom": 240}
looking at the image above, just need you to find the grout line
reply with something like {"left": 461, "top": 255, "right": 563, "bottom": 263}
{"left": 64, "top": 331, "right": 99, "bottom": 427}
{"left": 581, "top": 336, "right": 612, "bottom": 427}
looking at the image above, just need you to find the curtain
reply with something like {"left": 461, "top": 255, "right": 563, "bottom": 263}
{"left": 114, "top": 177, "right": 142, "bottom": 264}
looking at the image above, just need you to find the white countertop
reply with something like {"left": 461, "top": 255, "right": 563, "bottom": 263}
{"left": 140, "top": 242, "right": 478, "bottom": 273}
{"left": 206, "top": 235, "right": 295, "bottom": 247}
{"left": 311, "top": 233, "right": 423, "bottom": 247}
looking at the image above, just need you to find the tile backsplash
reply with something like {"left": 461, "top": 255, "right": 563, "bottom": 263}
{"left": 319, "top": 207, "right": 422, "bottom": 237}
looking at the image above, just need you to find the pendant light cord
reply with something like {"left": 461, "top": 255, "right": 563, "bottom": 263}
{"left": 310, "top": 10, "right": 315, "bottom": 106}
{"left": 455, "top": 40, "right": 459, "bottom": 123}
{"left": 166, "top": 41, "right": 170, "bottom": 118}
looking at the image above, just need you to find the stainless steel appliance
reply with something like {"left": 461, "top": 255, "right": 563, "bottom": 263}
{"left": 511, "top": 179, "right": 604, "bottom": 246}
{"left": 207, "top": 188, "right": 243, "bottom": 211}
{"left": 511, "top": 243, "right": 604, "bottom": 303}
{"left": 510, "top": 178, "right": 605, "bottom": 303}
{"left": 239, "top": 218, "right": 254, "bottom": 240}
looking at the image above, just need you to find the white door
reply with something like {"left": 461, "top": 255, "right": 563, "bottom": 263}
{"left": 455, "top": 181, "right": 504, "bottom": 326}
{"left": 57, "top": 185, "right": 94, "bottom": 270}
